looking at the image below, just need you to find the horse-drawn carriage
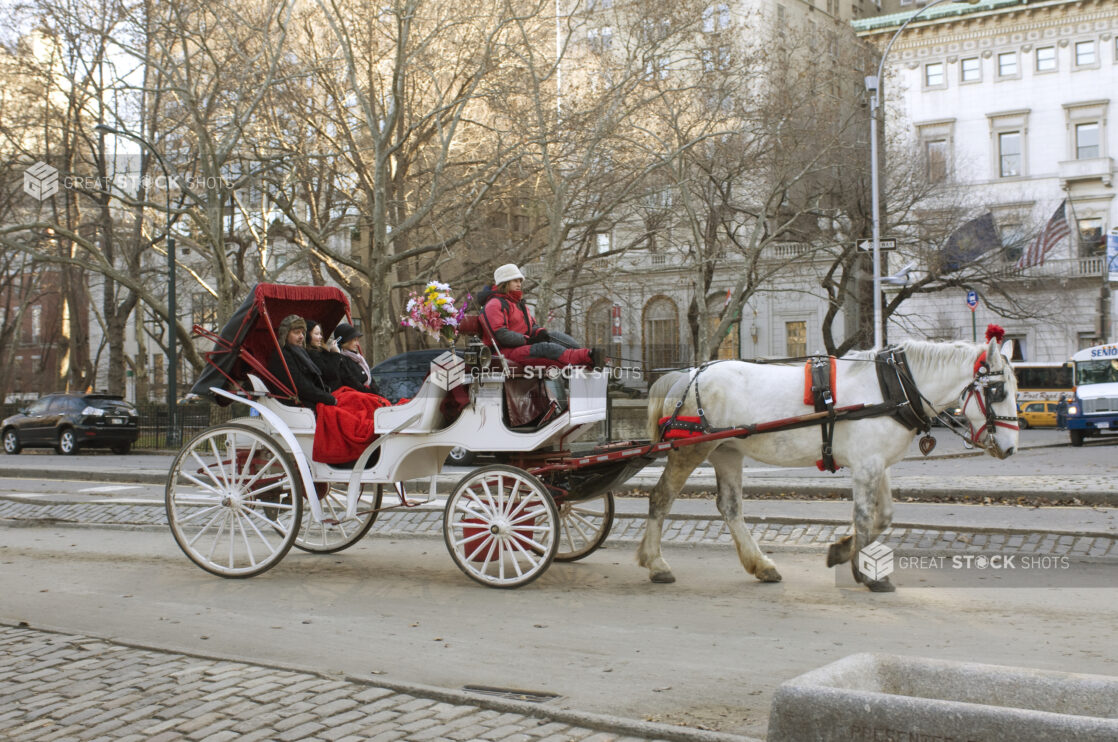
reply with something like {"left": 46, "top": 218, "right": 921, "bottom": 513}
{"left": 170, "top": 283, "right": 1020, "bottom": 592}
{"left": 170, "top": 283, "right": 629, "bottom": 588}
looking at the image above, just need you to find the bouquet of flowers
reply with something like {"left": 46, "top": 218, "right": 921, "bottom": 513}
{"left": 401, "top": 281, "right": 462, "bottom": 343}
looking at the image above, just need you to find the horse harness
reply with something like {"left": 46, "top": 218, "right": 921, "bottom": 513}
{"left": 959, "top": 352, "right": 1018, "bottom": 446}
{"left": 658, "top": 347, "right": 938, "bottom": 471}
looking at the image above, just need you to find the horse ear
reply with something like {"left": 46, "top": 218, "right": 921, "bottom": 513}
{"left": 1000, "top": 339, "right": 1015, "bottom": 363}
{"left": 985, "top": 337, "right": 1003, "bottom": 370}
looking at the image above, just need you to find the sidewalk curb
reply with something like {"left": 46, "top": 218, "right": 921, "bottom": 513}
{"left": 4, "top": 620, "right": 761, "bottom": 742}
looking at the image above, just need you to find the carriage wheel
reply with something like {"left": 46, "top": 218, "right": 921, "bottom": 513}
{"left": 554, "top": 491, "right": 615, "bottom": 562}
{"left": 293, "top": 483, "right": 383, "bottom": 554}
{"left": 443, "top": 465, "right": 559, "bottom": 589}
{"left": 166, "top": 423, "right": 304, "bottom": 578}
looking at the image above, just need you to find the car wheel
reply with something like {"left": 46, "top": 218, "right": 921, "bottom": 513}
{"left": 1018, "top": 418, "right": 1029, "bottom": 430}
{"left": 2, "top": 429, "right": 20, "bottom": 455}
{"left": 57, "top": 428, "right": 79, "bottom": 455}
{"left": 1069, "top": 429, "right": 1085, "bottom": 447}
{"left": 112, "top": 443, "right": 132, "bottom": 455}
{"left": 445, "top": 446, "right": 476, "bottom": 466}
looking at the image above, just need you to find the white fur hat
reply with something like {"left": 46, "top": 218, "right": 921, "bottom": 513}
{"left": 493, "top": 263, "right": 524, "bottom": 285}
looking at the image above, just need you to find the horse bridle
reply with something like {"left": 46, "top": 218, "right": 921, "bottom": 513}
{"left": 959, "top": 358, "right": 1019, "bottom": 447}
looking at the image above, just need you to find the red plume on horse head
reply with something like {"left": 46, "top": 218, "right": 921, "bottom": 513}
{"left": 985, "top": 324, "right": 1005, "bottom": 344}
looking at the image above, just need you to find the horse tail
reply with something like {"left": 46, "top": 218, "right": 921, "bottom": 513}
{"left": 647, "top": 370, "right": 687, "bottom": 443}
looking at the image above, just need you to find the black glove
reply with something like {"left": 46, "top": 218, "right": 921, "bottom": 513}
{"left": 529, "top": 328, "right": 550, "bottom": 343}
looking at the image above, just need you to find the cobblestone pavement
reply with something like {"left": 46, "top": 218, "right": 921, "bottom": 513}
{"left": 0, "top": 624, "right": 754, "bottom": 742}
{"left": 0, "top": 497, "right": 1114, "bottom": 559}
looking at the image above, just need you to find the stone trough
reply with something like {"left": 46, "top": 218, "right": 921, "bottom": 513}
{"left": 767, "top": 653, "right": 1118, "bottom": 742}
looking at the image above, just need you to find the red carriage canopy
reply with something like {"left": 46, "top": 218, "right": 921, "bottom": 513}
{"left": 190, "top": 283, "right": 351, "bottom": 404}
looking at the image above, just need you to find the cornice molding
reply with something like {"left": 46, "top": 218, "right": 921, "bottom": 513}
{"left": 878, "top": 3, "right": 1118, "bottom": 62}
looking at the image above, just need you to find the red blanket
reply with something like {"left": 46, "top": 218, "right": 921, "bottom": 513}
{"left": 313, "top": 387, "right": 392, "bottom": 464}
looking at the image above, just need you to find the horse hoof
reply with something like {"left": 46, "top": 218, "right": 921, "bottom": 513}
{"left": 755, "top": 565, "right": 783, "bottom": 583}
{"left": 825, "top": 543, "right": 845, "bottom": 567}
{"left": 863, "top": 578, "right": 896, "bottom": 593}
{"left": 650, "top": 572, "right": 676, "bottom": 584}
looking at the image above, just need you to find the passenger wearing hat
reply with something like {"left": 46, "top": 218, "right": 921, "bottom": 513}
{"left": 482, "top": 264, "right": 604, "bottom": 369}
{"left": 268, "top": 314, "right": 337, "bottom": 407}
{"left": 331, "top": 322, "right": 380, "bottom": 395}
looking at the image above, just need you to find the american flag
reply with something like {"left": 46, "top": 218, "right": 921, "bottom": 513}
{"left": 1015, "top": 200, "right": 1069, "bottom": 269}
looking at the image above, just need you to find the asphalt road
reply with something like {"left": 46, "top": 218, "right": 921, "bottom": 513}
{"left": 2, "top": 525, "right": 1116, "bottom": 740}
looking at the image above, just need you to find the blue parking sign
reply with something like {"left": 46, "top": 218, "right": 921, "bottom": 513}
{"left": 966, "top": 290, "right": 978, "bottom": 310}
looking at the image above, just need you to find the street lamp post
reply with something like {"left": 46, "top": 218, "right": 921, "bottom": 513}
{"left": 95, "top": 124, "right": 179, "bottom": 448}
{"left": 865, "top": 0, "right": 980, "bottom": 348}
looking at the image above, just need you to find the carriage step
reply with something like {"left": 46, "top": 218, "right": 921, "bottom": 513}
{"left": 461, "top": 685, "right": 560, "bottom": 703}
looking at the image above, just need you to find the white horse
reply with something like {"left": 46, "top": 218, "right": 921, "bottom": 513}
{"left": 638, "top": 338, "right": 1019, "bottom": 591}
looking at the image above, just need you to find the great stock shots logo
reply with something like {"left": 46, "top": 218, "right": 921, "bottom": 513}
{"left": 23, "top": 161, "right": 59, "bottom": 201}
{"left": 857, "top": 541, "right": 894, "bottom": 582}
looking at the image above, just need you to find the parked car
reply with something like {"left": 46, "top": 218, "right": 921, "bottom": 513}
{"left": 1017, "top": 400, "right": 1059, "bottom": 429}
{"left": 1, "top": 392, "right": 139, "bottom": 455}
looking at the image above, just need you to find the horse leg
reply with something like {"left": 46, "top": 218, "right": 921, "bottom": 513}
{"left": 637, "top": 444, "right": 708, "bottom": 584}
{"left": 847, "top": 465, "right": 895, "bottom": 592}
{"left": 710, "top": 448, "right": 781, "bottom": 582}
{"left": 826, "top": 468, "right": 893, "bottom": 567}
{"left": 872, "top": 469, "right": 894, "bottom": 536}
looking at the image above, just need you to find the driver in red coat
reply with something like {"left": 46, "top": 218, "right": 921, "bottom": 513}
{"left": 483, "top": 264, "right": 603, "bottom": 369}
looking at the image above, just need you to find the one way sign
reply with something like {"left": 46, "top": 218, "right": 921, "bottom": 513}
{"left": 858, "top": 239, "right": 896, "bottom": 251}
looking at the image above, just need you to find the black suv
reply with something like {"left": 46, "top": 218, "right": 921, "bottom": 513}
{"left": 2, "top": 393, "right": 139, "bottom": 455}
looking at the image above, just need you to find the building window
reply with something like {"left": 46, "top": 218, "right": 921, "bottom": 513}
{"left": 706, "top": 293, "right": 739, "bottom": 360}
{"left": 702, "top": 3, "right": 730, "bottom": 33}
{"left": 587, "top": 300, "right": 612, "bottom": 350}
{"left": 1078, "top": 331, "right": 1101, "bottom": 350}
{"left": 960, "top": 57, "right": 980, "bottom": 82}
{"left": 1035, "top": 46, "right": 1056, "bottom": 72}
{"left": 30, "top": 305, "right": 41, "bottom": 343}
{"left": 587, "top": 26, "right": 612, "bottom": 53}
{"left": 997, "top": 52, "right": 1017, "bottom": 78}
{"left": 1078, "top": 217, "right": 1104, "bottom": 257}
{"left": 1074, "top": 40, "right": 1096, "bottom": 67}
{"left": 925, "top": 139, "right": 948, "bottom": 183}
{"left": 924, "top": 62, "right": 945, "bottom": 88}
{"left": 643, "top": 297, "right": 681, "bottom": 377}
{"left": 998, "top": 131, "right": 1021, "bottom": 177}
{"left": 1076, "top": 122, "right": 1100, "bottom": 159}
{"left": 785, "top": 321, "right": 806, "bottom": 357}
{"left": 595, "top": 231, "right": 612, "bottom": 254}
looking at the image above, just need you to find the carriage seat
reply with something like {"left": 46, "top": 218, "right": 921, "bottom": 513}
{"left": 373, "top": 377, "right": 448, "bottom": 435}
{"left": 245, "top": 374, "right": 316, "bottom": 434}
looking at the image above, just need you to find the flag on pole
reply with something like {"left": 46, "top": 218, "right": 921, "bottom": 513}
{"left": 943, "top": 212, "right": 1000, "bottom": 272}
{"left": 1016, "top": 200, "right": 1070, "bottom": 269}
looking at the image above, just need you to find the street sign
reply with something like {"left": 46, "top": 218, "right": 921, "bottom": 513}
{"left": 858, "top": 239, "right": 896, "bottom": 251}
{"left": 966, "top": 290, "right": 978, "bottom": 311}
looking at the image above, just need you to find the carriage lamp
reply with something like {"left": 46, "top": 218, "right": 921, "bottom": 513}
{"left": 462, "top": 341, "right": 492, "bottom": 369}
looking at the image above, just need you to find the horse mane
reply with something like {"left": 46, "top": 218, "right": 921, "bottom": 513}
{"left": 838, "top": 339, "right": 981, "bottom": 384}
{"left": 895, "top": 339, "right": 982, "bottom": 374}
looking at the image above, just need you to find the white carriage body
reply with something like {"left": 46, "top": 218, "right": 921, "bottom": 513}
{"left": 213, "top": 370, "right": 609, "bottom": 523}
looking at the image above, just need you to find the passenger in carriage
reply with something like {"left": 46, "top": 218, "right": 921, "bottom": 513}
{"left": 483, "top": 264, "right": 605, "bottom": 369}
{"left": 304, "top": 320, "right": 341, "bottom": 390}
{"left": 268, "top": 315, "right": 337, "bottom": 407}
{"left": 331, "top": 322, "right": 381, "bottom": 395}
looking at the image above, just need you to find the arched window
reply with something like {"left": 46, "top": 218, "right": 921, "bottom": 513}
{"left": 587, "top": 299, "right": 612, "bottom": 350}
{"left": 643, "top": 296, "right": 681, "bottom": 377}
{"left": 705, "top": 292, "right": 739, "bottom": 360}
